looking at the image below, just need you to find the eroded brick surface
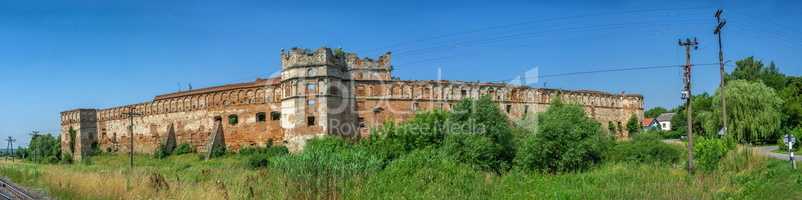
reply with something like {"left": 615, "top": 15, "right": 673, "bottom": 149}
{"left": 60, "top": 47, "right": 643, "bottom": 159}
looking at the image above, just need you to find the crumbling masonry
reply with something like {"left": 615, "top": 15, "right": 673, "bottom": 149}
{"left": 60, "top": 47, "right": 644, "bottom": 160}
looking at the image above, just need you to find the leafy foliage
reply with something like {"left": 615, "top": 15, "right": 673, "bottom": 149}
{"left": 356, "top": 149, "right": 485, "bottom": 199}
{"left": 173, "top": 143, "right": 194, "bottom": 155}
{"left": 27, "top": 133, "right": 61, "bottom": 163}
{"left": 694, "top": 138, "right": 731, "bottom": 171}
{"left": 780, "top": 77, "right": 802, "bottom": 129}
{"left": 605, "top": 131, "right": 682, "bottom": 164}
{"left": 365, "top": 95, "right": 516, "bottom": 173}
{"left": 244, "top": 146, "right": 289, "bottom": 169}
{"left": 729, "top": 57, "right": 786, "bottom": 91}
{"left": 644, "top": 107, "right": 668, "bottom": 118}
{"left": 626, "top": 114, "right": 640, "bottom": 136}
{"left": 714, "top": 80, "right": 783, "bottom": 144}
{"left": 514, "top": 99, "right": 610, "bottom": 173}
{"left": 446, "top": 95, "right": 516, "bottom": 172}
{"left": 607, "top": 121, "right": 617, "bottom": 136}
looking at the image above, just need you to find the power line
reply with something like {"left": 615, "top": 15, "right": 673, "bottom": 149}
{"left": 393, "top": 18, "right": 711, "bottom": 57}
{"left": 362, "top": 7, "right": 712, "bottom": 54}
{"left": 487, "top": 63, "right": 722, "bottom": 83}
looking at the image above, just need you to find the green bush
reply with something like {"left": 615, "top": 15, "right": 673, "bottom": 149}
{"left": 440, "top": 134, "right": 506, "bottom": 172}
{"left": 153, "top": 144, "right": 171, "bottom": 159}
{"left": 354, "top": 149, "right": 486, "bottom": 199}
{"left": 173, "top": 143, "right": 194, "bottom": 155}
{"left": 661, "top": 130, "right": 685, "bottom": 139}
{"left": 243, "top": 145, "right": 290, "bottom": 169}
{"left": 247, "top": 154, "right": 269, "bottom": 169}
{"left": 694, "top": 138, "right": 731, "bottom": 171}
{"left": 270, "top": 137, "right": 384, "bottom": 197}
{"left": 514, "top": 99, "right": 610, "bottom": 173}
{"left": 605, "top": 133, "right": 683, "bottom": 164}
{"left": 27, "top": 133, "right": 62, "bottom": 163}
{"left": 209, "top": 145, "right": 227, "bottom": 158}
{"left": 450, "top": 96, "right": 516, "bottom": 168}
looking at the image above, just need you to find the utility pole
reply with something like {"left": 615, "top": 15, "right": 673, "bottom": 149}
{"left": 123, "top": 107, "right": 142, "bottom": 169}
{"left": 714, "top": 9, "right": 728, "bottom": 137}
{"left": 5, "top": 136, "right": 16, "bottom": 160}
{"left": 29, "top": 130, "right": 40, "bottom": 162}
{"left": 679, "top": 38, "right": 699, "bottom": 173}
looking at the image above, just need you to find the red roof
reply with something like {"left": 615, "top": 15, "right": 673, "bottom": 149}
{"left": 642, "top": 118, "right": 654, "bottom": 127}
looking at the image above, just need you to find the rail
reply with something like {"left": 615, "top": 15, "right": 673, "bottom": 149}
{"left": 0, "top": 178, "right": 36, "bottom": 200}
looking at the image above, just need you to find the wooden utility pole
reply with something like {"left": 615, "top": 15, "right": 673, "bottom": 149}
{"left": 714, "top": 9, "right": 728, "bottom": 137}
{"left": 5, "top": 136, "right": 15, "bottom": 160}
{"left": 29, "top": 131, "right": 40, "bottom": 162}
{"left": 679, "top": 38, "right": 699, "bottom": 173}
{"left": 123, "top": 107, "right": 142, "bottom": 169}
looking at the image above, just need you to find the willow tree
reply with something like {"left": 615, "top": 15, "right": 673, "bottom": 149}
{"left": 713, "top": 80, "right": 783, "bottom": 144}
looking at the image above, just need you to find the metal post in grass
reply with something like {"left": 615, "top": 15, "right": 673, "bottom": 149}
{"left": 123, "top": 107, "right": 142, "bottom": 191}
{"left": 784, "top": 134, "right": 796, "bottom": 169}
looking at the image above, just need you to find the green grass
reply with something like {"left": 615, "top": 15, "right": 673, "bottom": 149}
{"left": 1, "top": 147, "right": 800, "bottom": 200}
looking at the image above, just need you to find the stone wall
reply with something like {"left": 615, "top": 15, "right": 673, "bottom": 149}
{"left": 60, "top": 47, "right": 644, "bottom": 160}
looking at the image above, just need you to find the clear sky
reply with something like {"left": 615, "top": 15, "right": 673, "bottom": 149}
{"left": 2, "top": 0, "right": 800, "bottom": 146}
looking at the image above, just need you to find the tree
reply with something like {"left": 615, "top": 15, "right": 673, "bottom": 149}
{"left": 626, "top": 114, "right": 640, "bottom": 135}
{"left": 729, "top": 56, "right": 764, "bottom": 82}
{"left": 607, "top": 121, "right": 617, "bottom": 136}
{"left": 729, "top": 57, "right": 786, "bottom": 91}
{"left": 713, "top": 80, "right": 783, "bottom": 144}
{"left": 28, "top": 133, "right": 62, "bottom": 163}
{"left": 644, "top": 107, "right": 668, "bottom": 118}
{"left": 780, "top": 77, "right": 802, "bottom": 129}
{"left": 514, "top": 99, "right": 609, "bottom": 173}
{"left": 447, "top": 95, "right": 516, "bottom": 172}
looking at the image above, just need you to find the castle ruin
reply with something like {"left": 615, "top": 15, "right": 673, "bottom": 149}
{"left": 60, "top": 47, "right": 644, "bottom": 160}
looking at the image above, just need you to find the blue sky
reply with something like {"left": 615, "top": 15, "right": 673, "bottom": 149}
{"left": 1, "top": 0, "right": 800, "bottom": 146}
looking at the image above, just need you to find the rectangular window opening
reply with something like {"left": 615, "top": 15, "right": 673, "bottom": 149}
{"left": 270, "top": 112, "right": 280, "bottom": 121}
{"left": 256, "top": 112, "right": 267, "bottom": 122}
{"left": 307, "top": 116, "right": 316, "bottom": 126}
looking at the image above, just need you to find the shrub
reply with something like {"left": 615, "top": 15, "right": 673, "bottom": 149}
{"left": 440, "top": 134, "right": 506, "bottom": 172}
{"left": 27, "top": 133, "right": 61, "bottom": 163}
{"left": 694, "top": 137, "right": 731, "bottom": 171}
{"left": 173, "top": 143, "right": 194, "bottom": 155}
{"left": 209, "top": 145, "right": 226, "bottom": 158}
{"left": 354, "top": 149, "right": 486, "bottom": 199}
{"left": 247, "top": 154, "right": 269, "bottom": 168}
{"left": 514, "top": 100, "right": 610, "bottom": 173}
{"left": 450, "top": 96, "right": 516, "bottom": 166}
{"left": 270, "top": 137, "right": 384, "bottom": 198}
{"left": 626, "top": 114, "right": 640, "bottom": 136}
{"left": 153, "top": 144, "right": 171, "bottom": 159}
{"left": 605, "top": 133, "right": 683, "bottom": 164}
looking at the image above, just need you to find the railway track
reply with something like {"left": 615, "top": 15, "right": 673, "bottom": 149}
{"left": 0, "top": 178, "right": 37, "bottom": 200}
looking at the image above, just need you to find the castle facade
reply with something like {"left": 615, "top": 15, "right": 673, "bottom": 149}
{"left": 60, "top": 47, "right": 644, "bottom": 160}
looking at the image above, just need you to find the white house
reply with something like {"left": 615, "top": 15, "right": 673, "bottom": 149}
{"left": 655, "top": 113, "right": 676, "bottom": 131}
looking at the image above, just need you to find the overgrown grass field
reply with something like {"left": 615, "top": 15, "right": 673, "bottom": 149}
{"left": 1, "top": 145, "right": 800, "bottom": 200}
{"left": 4, "top": 97, "right": 801, "bottom": 199}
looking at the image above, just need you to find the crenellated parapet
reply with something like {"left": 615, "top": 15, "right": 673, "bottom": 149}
{"left": 345, "top": 52, "right": 391, "bottom": 70}
{"left": 351, "top": 80, "right": 643, "bottom": 109}
{"left": 280, "top": 47, "right": 346, "bottom": 69}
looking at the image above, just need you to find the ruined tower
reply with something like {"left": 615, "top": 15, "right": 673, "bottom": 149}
{"left": 279, "top": 48, "right": 358, "bottom": 150}
{"left": 60, "top": 109, "right": 98, "bottom": 160}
